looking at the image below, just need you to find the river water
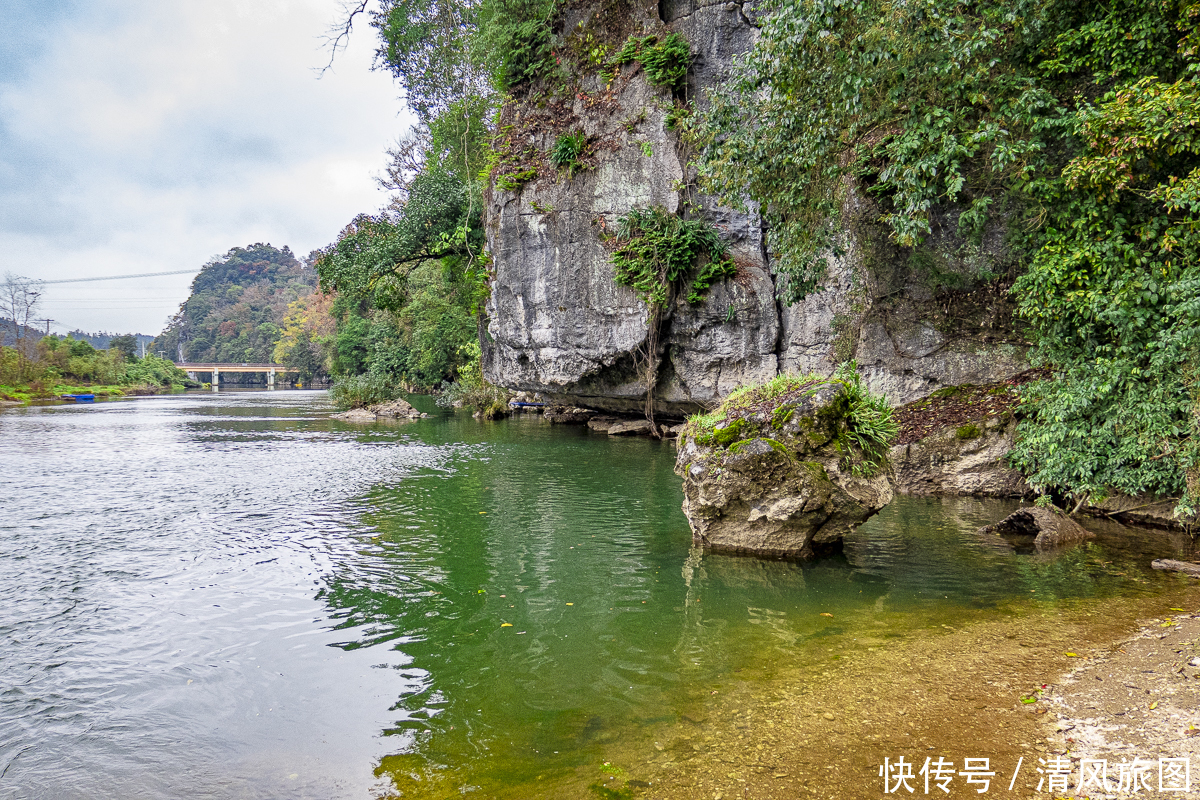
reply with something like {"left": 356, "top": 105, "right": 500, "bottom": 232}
{"left": 0, "top": 391, "right": 1195, "bottom": 799}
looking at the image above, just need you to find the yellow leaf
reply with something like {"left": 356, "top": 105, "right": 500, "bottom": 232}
{"left": 1169, "top": 608, "right": 1185, "bottom": 612}
{"left": 1150, "top": 701, "right": 1158, "bottom": 710}
{"left": 565, "top": 602, "right": 574, "bottom": 606}
{"left": 501, "top": 623, "right": 513, "bottom": 627}
{"left": 819, "top": 612, "right": 834, "bottom": 618}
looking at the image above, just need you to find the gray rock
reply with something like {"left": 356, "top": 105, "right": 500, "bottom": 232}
{"left": 331, "top": 407, "right": 378, "bottom": 422}
{"left": 979, "top": 506, "right": 1095, "bottom": 549}
{"left": 544, "top": 406, "right": 595, "bottom": 424}
{"left": 1150, "top": 559, "right": 1200, "bottom": 578}
{"left": 481, "top": 2, "right": 1029, "bottom": 413}
{"left": 608, "top": 419, "right": 653, "bottom": 436}
{"left": 889, "top": 415, "right": 1029, "bottom": 497}
{"left": 370, "top": 398, "right": 428, "bottom": 419}
{"left": 331, "top": 398, "right": 428, "bottom": 421}
{"left": 587, "top": 416, "right": 619, "bottom": 432}
{"left": 674, "top": 381, "right": 893, "bottom": 559}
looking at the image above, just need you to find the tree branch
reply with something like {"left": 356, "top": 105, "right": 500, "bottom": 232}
{"left": 317, "top": 0, "right": 371, "bottom": 77}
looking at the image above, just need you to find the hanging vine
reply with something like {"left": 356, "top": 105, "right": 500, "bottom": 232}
{"left": 609, "top": 206, "right": 735, "bottom": 433}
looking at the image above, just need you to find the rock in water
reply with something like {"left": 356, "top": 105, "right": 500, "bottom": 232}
{"left": 544, "top": 406, "right": 595, "bottom": 424}
{"left": 978, "top": 506, "right": 1094, "bottom": 549}
{"left": 607, "top": 419, "right": 653, "bottom": 436}
{"left": 674, "top": 378, "right": 894, "bottom": 559}
{"left": 1151, "top": 559, "right": 1200, "bottom": 577}
{"left": 370, "top": 398, "right": 427, "bottom": 419}
{"left": 330, "top": 397, "right": 429, "bottom": 421}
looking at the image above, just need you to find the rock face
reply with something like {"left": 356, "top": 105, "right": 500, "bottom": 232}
{"left": 481, "top": 0, "right": 1028, "bottom": 414}
{"left": 674, "top": 381, "right": 893, "bottom": 558}
{"left": 890, "top": 415, "right": 1029, "bottom": 497}
{"left": 979, "top": 506, "right": 1095, "bottom": 549}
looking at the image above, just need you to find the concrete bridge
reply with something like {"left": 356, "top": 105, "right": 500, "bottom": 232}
{"left": 177, "top": 363, "right": 299, "bottom": 389}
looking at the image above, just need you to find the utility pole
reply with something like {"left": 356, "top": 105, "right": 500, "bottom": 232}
{"left": 37, "top": 318, "right": 53, "bottom": 336}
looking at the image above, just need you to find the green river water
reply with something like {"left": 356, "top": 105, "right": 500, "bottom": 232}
{"left": 0, "top": 390, "right": 1195, "bottom": 799}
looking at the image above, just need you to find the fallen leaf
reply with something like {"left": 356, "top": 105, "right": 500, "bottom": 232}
{"left": 1169, "top": 608, "right": 1185, "bottom": 612}
{"left": 1065, "top": 652, "right": 1080, "bottom": 657}
{"left": 566, "top": 603, "right": 574, "bottom": 606}
{"left": 501, "top": 623, "right": 513, "bottom": 628}
{"left": 1150, "top": 701, "right": 1158, "bottom": 710}
{"left": 820, "top": 612, "right": 834, "bottom": 618}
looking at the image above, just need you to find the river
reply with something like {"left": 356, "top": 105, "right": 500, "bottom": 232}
{"left": 1, "top": 391, "right": 1196, "bottom": 799}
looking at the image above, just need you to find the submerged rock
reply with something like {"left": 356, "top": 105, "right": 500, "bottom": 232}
{"left": 674, "top": 377, "right": 894, "bottom": 559}
{"left": 979, "top": 506, "right": 1094, "bottom": 549}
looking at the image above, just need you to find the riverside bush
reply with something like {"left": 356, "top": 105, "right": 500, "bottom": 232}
{"left": 330, "top": 374, "right": 399, "bottom": 410}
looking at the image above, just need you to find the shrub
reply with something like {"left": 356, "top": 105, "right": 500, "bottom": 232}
{"left": 330, "top": 374, "right": 399, "bottom": 410}
{"left": 550, "top": 132, "right": 587, "bottom": 177}
{"left": 615, "top": 33, "right": 691, "bottom": 88}
{"left": 683, "top": 362, "right": 898, "bottom": 476}
{"left": 435, "top": 342, "right": 511, "bottom": 418}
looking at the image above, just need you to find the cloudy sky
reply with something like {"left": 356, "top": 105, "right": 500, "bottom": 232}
{"left": 1, "top": 0, "right": 410, "bottom": 336}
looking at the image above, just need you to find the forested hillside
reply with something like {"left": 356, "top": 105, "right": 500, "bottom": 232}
{"left": 152, "top": 243, "right": 317, "bottom": 364}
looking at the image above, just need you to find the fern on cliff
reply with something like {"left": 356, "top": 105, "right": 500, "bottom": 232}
{"left": 610, "top": 206, "right": 734, "bottom": 308}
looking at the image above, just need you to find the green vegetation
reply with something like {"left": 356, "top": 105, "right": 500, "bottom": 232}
{"left": 956, "top": 423, "right": 982, "bottom": 441}
{"left": 152, "top": 243, "right": 316, "bottom": 366}
{"left": 435, "top": 342, "right": 512, "bottom": 418}
{"left": 329, "top": 374, "right": 400, "bottom": 410}
{"left": 610, "top": 206, "right": 734, "bottom": 308}
{"left": 614, "top": 33, "right": 691, "bottom": 89}
{"left": 0, "top": 337, "right": 192, "bottom": 403}
{"left": 683, "top": 365, "right": 897, "bottom": 476}
{"left": 697, "top": 0, "right": 1200, "bottom": 513}
{"left": 550, "top": 132, "right": 588, "bottom": 177}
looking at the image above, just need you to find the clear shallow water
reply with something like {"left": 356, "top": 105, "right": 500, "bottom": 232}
{"left": 0, "top": 391, "right": 1194, "bottom": 799}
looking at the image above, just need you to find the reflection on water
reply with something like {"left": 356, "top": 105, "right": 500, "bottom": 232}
{"left": 0, "top": 391, "right": 1195, "bottom": 799}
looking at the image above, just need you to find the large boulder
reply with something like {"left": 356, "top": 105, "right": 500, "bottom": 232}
{"left": 674, "top": 377, "right": 894, "bottom": 559}
{"left": 890, "top": 414, "right": 1029, "bottom": 497}
{"left": 979, "top": 506, "right": 1095, "bottom": 549}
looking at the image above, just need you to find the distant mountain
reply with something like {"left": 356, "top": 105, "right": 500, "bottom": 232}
{"left": 151, "top": 243, "right": 318, "bottom": 363}
{"left": 0, "top": 317, "right": 42, "bottom": 348}
{"left": 63, "top": 330, "right": 156, "bottom": 354}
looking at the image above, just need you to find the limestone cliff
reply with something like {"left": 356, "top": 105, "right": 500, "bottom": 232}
{"left": 482, "top": 0, "right": 1028, "bottom": 415}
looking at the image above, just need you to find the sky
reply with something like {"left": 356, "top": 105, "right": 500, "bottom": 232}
{"left": 0, "top": 0, "right": 410, "bottom": 336}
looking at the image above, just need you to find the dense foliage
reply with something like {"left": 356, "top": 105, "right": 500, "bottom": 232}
{"left": 610, "top": 206, "right": 735, "bottom": 307}
{"left": 152, "top": 244, "right": 317, "bottom": 365}
{"left": 698, "top": 0, "right": 1200, "bottom": 512}
{"left": 614, "top": 33, "right": 691, "bottom": 89}
{"left": 0, "top": 337, "right": 190, "bottom": 400}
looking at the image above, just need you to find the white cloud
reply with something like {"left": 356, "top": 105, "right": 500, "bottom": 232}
{"left": 0, "top": 0, "right": 410, "bottom": 334}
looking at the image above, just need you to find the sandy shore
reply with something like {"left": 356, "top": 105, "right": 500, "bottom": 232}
{"left": 596, "top": 581, "right": 1200, "bottom": 800}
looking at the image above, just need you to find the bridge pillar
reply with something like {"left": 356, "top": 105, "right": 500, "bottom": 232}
{"left": 211, "top": 366, "right": 219, "bottom": 390}
{"left": 268, "top": 368, "right": 275, "bottom": 389}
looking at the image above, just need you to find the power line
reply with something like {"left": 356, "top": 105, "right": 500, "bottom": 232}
{"left": 39, "top": 269, "right": 198, "bottom": 285}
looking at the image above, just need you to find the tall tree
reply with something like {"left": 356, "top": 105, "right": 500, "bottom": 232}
{"left": 1, "top": 273, "right": 44, "bottom": 362}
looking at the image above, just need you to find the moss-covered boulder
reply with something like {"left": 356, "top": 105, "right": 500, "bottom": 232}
{"left": 674, "top": 369, "right": 897, "bottom": 559}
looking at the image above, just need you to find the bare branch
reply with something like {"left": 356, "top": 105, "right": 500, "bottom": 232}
{"left": 1, "top": 272, "right": 45, "bottom": 358}
{"left": 376, "top": 127, "right": 432, "bottom": 194}
{"left": 317, "top": 0, "right": 371, "bottom": 77}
